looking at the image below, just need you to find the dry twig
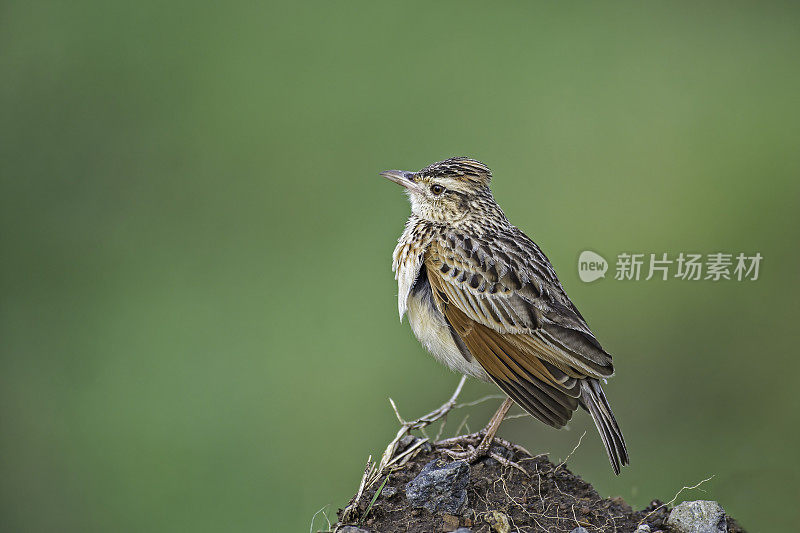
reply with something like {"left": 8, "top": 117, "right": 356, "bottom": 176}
{"left": 639, "top": 475, "right": 715, "bottom": 525}
{"left": 338, "top": 376, "right": 468, "bottom": 525}
{"left": 309, "top": 505, "right": 331, "bottom": 533}
{"left": 555, "top": 431, "right": 586, "bottom": 471}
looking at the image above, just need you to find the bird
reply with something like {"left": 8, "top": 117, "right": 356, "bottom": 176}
{"left": 380, "top": 157, "right": 629, "bottom": 474}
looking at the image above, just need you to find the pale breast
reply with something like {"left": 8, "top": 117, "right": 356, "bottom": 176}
{"left": 405, "top": 268, "right": 490, "bottom": 381}
{"left": 393, "top": 216, "right": 488, "bottom": 381}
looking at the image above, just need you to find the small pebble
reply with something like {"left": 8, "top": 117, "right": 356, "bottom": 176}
{"left": 442, "top": 513, "right": 459, "bottom": 529}
{"left": 570, "top": 528, "right": 590, "bottom": 533}
{"left": 484, "top": 511, "right": 510, "bottom": 533}
{"left": 667, "top": 500, "right": 726, "bottom": 533}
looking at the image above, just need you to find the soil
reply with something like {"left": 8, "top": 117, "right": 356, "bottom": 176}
{"left": 334, "top": 436, "right": 745, "bottom": 533}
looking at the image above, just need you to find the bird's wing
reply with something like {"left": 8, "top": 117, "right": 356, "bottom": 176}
{"left": 425, "top": 227, "right": 614, "bottom": 428}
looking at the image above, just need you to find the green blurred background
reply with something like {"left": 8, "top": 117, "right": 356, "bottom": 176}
{"left": 2, "top": 1, "right": 799, "bottom": 531}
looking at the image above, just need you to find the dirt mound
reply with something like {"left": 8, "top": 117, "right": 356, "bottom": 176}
{"left": 333, "top": 436, "right": 745, "bottom": 533}
{"left": 328, "top": 381, "right": 745, "bottom": 533}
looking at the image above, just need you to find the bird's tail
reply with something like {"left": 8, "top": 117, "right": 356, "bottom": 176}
{"left": 580, "top": 379, "right": 629, "bottom": 475}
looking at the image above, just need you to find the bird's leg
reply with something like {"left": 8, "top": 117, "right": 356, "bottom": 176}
{"left": 473, "top": 396, "right": 514, "bottom": 455}
{"left": 442, "top": 397, "right": 525, "bottom": 473}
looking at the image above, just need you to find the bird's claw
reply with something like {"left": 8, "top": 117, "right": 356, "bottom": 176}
{"left": 440, "top": 434, "right": 528, "bottom": 475}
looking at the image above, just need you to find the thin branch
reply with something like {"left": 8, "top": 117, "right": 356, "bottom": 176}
{"left": 339, "top": 455, "right": 374, "bottom": 524}
{"left": 640, "top": 475, "right": 715, "bottom": 525}
{"left": 386, "top": 438, "right": 429, "bottom": 469}
{"left": 556, "top": 431, "right": 586, "bottom": 471}
{"left": 310, "top": 505, "right": 331, "bottom": 533}
{"left": 388, "top": 398, "right": 405, "bottom": 425}
{"left": 434, "top": 418, "right": 447, "bottom": 442}
{"left": 503, "top": 413, "right": 531, "bottom": 421}
{"left": 369, "top": 376, "right": 468, "bottom": 488}
{"left": 453, "top": 414, "right": 470, "bottom": 437}
{"left": 455, "top": 394, "right": 505, "bottom": 408}
{"left": 338, "top": 376, "right": 520, "bottom": 529}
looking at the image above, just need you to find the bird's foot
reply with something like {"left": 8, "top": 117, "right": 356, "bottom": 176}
{"left": 439, "top": 432, "right": 528, "bottom": 475}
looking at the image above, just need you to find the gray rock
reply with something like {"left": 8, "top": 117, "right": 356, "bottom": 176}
{"left": 452, "top": 529, "right": 473, "bottom": 533}
{"left": 667, "top": 500, "right": 726, "bottom": 533}
{"left": 338, "top": 527, "right": 370, "bottom": 533}
{"left": 635, "top": 525, "right": 651, "bottom": 533}
{"left": 570, "top": 528, "right": 590, "bottom": 533}
{"left": 405, "top": 459, "right": 469, "bottom": 514}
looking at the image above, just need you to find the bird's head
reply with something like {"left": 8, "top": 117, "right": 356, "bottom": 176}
{"left": 380, "top": 157, "right": 496, "bottom": 224}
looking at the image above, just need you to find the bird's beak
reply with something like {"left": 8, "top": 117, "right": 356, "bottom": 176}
{"left": 380, "top": 170, "right": 420, "bottom": 191}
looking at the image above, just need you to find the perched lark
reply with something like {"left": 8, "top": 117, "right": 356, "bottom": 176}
{"left": 381, "top": 157, "right": 629, "bottom": 474}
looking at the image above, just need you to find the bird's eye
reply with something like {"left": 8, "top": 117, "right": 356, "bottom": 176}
{"left": 430, "top": 184, "right": 445, "bottom": 196}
